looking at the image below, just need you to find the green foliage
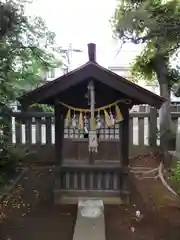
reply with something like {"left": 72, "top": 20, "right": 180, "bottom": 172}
{"left": 0, "top": 0, "right": 62, "bottom": 185}
{"left": 112, "top": 0, "right": 180, "bottom": 148}
{"left": 0, "top": 0, "right": 62, "bottom": 105}
{"left": 29, "top": 103, "right": 54, "bottom": 113}
{"left": 111, "top": 0, "right": 180, "bottom": 86}
{"left": 131, "top": 42, "right": 157, "bottom": 81}
{"left": 131, "top": 41, "right": 180, "bottom": 86}
{"left": 113, "top": 0, "right": 180, "bottom": 44}
{"left": 170, "top": 160, "right": 180, "bottom": 194}
{"left": 0, "top": 108, "right": 26, "bottom": 186}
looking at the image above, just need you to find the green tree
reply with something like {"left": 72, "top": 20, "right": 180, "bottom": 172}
{"left": 0, "top": 0, "right": 62, "bottom": 106}
{"left": 0, "top": 0, "right": 62, "bottom": 184}
{"left": 111, "top": 0, "right": 180, "bottom": 148}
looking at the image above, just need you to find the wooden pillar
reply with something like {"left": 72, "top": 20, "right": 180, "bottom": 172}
{"left": 119, "top": 107, "right": 129, "bottom": 167}
{"left": 119, "top": 107, "right": 129, "bottom": 195}
{"left": 55, "top": 103, "right": 64, "bottom": 165}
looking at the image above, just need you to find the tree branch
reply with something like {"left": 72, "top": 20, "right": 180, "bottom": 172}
{"left": 122, "top": 23, "right": 180, "bottom": 44}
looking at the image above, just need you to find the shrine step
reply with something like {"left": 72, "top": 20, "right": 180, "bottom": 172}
{"left": 54, "top": 189, "right": 130, "bottom": 205}
{"left": 58, "top": 196, "right": 122, "bottom": 205}
{"left": 73, "top": 200, "right": 105, "bottom": 240}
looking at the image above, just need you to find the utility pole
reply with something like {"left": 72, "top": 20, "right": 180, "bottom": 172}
{"left": 61, "top": 43, "right": 82, "bottom": 74}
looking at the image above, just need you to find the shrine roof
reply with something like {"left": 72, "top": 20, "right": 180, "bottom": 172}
{"left": 20, "top": 43, "right": 166, "bottom": 109}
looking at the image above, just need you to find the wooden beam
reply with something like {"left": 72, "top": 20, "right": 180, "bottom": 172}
{"left": 88, "top": 43, "right": 96, "bottom": 62}
{"left": 119, "top": 107, "right": 130, "bottom": 196}
{"left": 55, "top": 103, "right": 64, "bottom": 165}
{"left": 119, "top": 122, "right": 123, "bottom": 167}
{"left": 119, "top": 107, "right": 129, "bottom": 167}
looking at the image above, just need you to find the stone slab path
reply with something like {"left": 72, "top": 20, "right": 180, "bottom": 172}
{"left": 73, "top": 200, "right": 105, "bottom": 240}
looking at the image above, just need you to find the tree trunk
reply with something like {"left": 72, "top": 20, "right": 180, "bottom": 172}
{"left": 153, "top": 47, "right": 171, "bottom": 149}
{"left": 159, "top": 83, "right": 171, "bottom": 149}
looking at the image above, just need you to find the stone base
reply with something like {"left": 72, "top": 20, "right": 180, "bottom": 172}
{"left": 54, "top": 189, "right": 130, "bottom": 205}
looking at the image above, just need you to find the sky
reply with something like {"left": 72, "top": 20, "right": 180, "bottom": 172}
{"left": 24, "top": 0, "right": 180, "bottom": 101}
{"left": 25, "top": 0, "right": 116, "bottom": 47}
{"left": 25, "top": 0, "right": 143, "bottom": 68}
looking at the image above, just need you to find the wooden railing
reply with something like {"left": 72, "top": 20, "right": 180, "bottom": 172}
{"left": 10, "top": 109, "right": 180, "bottom": 148}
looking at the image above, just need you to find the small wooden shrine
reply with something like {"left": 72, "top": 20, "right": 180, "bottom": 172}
{"left": 20, "top": 43, "right": 165, "bottom": 202}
